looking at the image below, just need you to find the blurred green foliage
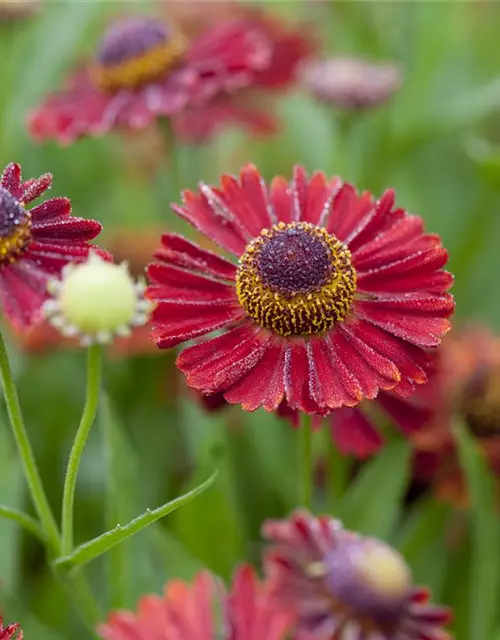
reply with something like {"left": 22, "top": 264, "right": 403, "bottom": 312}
{"left": 1, "top": 1, "right": 500, "bottom": 639}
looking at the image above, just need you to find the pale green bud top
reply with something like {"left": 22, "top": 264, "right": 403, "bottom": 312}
{"left": 43, "top": 253, "right": 151, "bottom": 345}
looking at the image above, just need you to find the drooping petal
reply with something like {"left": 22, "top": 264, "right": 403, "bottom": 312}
{"left": 329, "top": 407, "right": 384, "bottom": 457}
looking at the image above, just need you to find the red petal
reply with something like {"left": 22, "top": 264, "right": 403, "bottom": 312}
{"left": 20, "top": 173, "right": 53, "bottom": 204}
{"left": 358, "top": 268, "right": 454, "bottom": 295}
{"left": 283, "top": 341, "right": 324, "bottom": 414}
{"left": 355, "top": 296, "right": 453, "bottom": 347}
{"left": 343, "top": 189, "right": 396, "bottom": 252}
{"left": 356, "top": 246, "right": 449, "bottom": 284}
{"left": 179, "top": 323, "right": 272, "bottom": 393}
{"left": 225, "top": 338, "right": 286, "bottom": 411}
{"left": 31, "top": 216, "right": 103, "bottom": 241}
{"left": 147, "top": 263, "right": 237, "bottom": 302}
{"left": 217, "top": 164, "right": 275, "bottom": 236}
{"left": 155, "top": 233, "right": 236, "bottom": 282}
{"left": 0, "top": 263, "right": 47, "bottom": 329}
{"left": 173, "top": 186, "right": 251, "bottom": 256}
{"left": 152, "top": 301, "right": 245, "bottom": 349}
{"left": 329, "top": 407, "right": 383, "bottom": 458}
{"left": 24, "top": 242, "right": 111, "bottom": 272}
{"left": 269, "top": 176, "right": 293, "bottom": 223}
{"left": 1, "top": 163, "right": 22, "bottom": 198}
{"left": 348, "top": 319, "right": 430, "bottom": 385}
{"left": 326, "top": 183, "right": 374, "bottom": 242}
{"left": 377, "top": 391, "right": 432, "bottom": 436}
{"left": 30, "top": 197, "right": 71, "bottom": 222}
{"left": 306, "top": 338, "right": 359, "bottom": 409}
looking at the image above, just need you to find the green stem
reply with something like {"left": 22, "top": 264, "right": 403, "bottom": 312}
{"left": 57, "top": 569, "right": 102, "bottom": 634}
{"left": 298, "top": 414, "right": 313, "bottom": 509}
{"left": 61, "top": 345, "right": 102, "bottom": 556}
{"left": 0, "top": 328, "right": 60, "bottom": 551}
{"left": 326, "top": 429, "right": 350, "bottom": 508}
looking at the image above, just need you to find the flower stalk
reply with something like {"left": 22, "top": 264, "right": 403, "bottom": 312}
{"left": 61, "top": 344, "right": 103, "bottom": 555}
{"left": 0, "top": 327, "right": 60, "bottom": 552}
{"left": 298, "top": 413, "right": 313, "bottom": 508}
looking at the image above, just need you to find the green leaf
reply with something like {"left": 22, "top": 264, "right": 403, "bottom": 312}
{"left": 455, "top": 420, "right": 500, "bottom": 640}
{"left": 0, "top": 505, "right": 45, "bottom": 542}
{"left": 54, "top": 470, "right": 218, "bottom": 572}
{"left": 397, "top": 498, "right": 450, "bottom": 562}
{"left": 338, "top": 441, "right": 411, "bottom": 538}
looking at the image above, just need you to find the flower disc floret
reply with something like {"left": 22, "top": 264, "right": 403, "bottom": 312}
{"left": 236, "top": 221, "right": 356, "bottom": 337}
{"left": 43, "top": 254, "right": 151, "bottom": 345}
{"left": 92, "top": 17, "right": 187, "bottom": 92}
{"left": 0, "top": 187, "right": 32, "bottom": 265}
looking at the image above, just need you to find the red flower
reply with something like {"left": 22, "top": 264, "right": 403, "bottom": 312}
{"left": 263, "top": 510, "right": 452, "bottom": 640}
{"left": 0, "top": 163, "right": 106, "bottom": 330}
{"left": 98, "top": 565, "right": 292, "bottom": 640}
{"left": 146, "top": 164, "right": 454, "bottom": 415}
{"left": 29, "top": 14, "right": 313, "bottom": 144}
{"left": 0, "top": 616, "right": 22, "bottom": 640}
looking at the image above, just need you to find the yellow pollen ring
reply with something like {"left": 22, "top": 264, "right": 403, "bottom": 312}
{"left": 0, "top": 211, "right": 32, "bottom": 266}
{"left": 236, "top": 222, "right": 357, "bottom": 338}
{"left": 91, "top": 32, "right": 188, "bottom": 93}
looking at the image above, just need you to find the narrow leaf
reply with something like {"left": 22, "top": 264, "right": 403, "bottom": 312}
{"left": 54, "top": 470, "right": 218, "bottom": 571}
{"left": 0, "top": 505, "right": 46, "bottom": 543}
{"left": 338, "top": 441, "right": 410, "bottom": 538}
{"left": 454, "top": 420, "right": 500, "bottom": 640}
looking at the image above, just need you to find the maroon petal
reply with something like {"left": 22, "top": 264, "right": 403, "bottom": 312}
{"left": 173, "top": 187, "right": 251, "bottom": 256}
{"left": 0, "top": 263, "right": 47, "bottom": 329}
{"left": 31, "top": 216, "right": 103, "bottom": 241}
{"left": 30, "top": 197, "right": 71, "bottom": 222}
{"left": 19, "top": 173, "right": 53, "bottom": 204}
{"left": 355, "top": 297, "right": 453, "bottom": 347}
{"left": 284, "top": 341, "right": 325, "bottom": 414}
{"left": 269, "top": 175, "right": 295, "bottom": 224}
{"left": 329, "top": 407, "right": 383, "bottom": 457}
{"left": 306, "top": 338, "right": 360, "bottom": 409}
{"left": 347, "top": 319, "right": 430, "bottom": 386}
{"left": 178, "top": 322, "right": 272, "bottom": 393}
{"left": 377, "top": 391, "right": 432, "bottom": 436}
{"left": 1, "top": 163, "right": 23, "bottom": 198}
{"left": 147, "top": 263, "right": 237, "bottom": 302}
{"left": 24, "top": 242, "right": 111, "bottom": 273}
{"left": 188, "top": 19, "right": 271, "bottom": 73}
{"left": 155, "top": 234, "right": 237, "bottom": 282}
{"left": 152, "top": 301, "right": 245, "bottom": 349}
{"left": 325, "top": 183, "right": 374, "bottom": 242}
{"left": 225, "top": 338, "right": 286, "bottom": 411}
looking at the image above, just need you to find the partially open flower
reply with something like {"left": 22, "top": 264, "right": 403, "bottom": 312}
{"left": 301, "top": 56, "right": 402, "bottom": 110}
{"left": 0, "top": 616, "right": 22, "bottom": 640}
{"left": 98, "top": 565, "right": 291, "bottom": 640}
{"left": 43, "top": 253, "right": 151, "bottom": 346}
{"left": 29, "top": 12, "right": 313, "bottom": 144}
{"left": 263, "top": 510, "right": 452, "bottom": 639}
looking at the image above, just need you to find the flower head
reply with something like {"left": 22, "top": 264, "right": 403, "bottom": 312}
{"left": 0, "top": 162, "right": 106, "bottom": 330}
{"left": 301, "top": 56, "right": 402, "bottom": 110}
{"left": 146, "top": 164, "right": 454, "bottom": 415}
{"left": 43, "top": 253, "right": 151, "bottom": 345}
{"left": 98, "top": 565, "right": 291, "bottom": 640}
{"left": 0, "top": 616, "right": 22, "bottom": 640}
{"left": 263, "top": 510, "right": 452, "bottom": 639}
{"left": 29, "top": 13, "right": 313, "bottom": 144}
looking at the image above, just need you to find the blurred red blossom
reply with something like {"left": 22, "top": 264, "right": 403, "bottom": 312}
{"left": 98, "top": 565, "right": 292, "bottom": 640}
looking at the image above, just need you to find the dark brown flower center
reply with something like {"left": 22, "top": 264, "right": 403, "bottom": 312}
{"left": 0, "top": 187, "right": 31, "bottom": 266}
{"left": 236, "top": 222, "right": 356, "bottom": 337}
{"left": 92, "top": 17, "right": 187, "bottom": 93}
{"left": 461, "top": 366, "right": 500, "bottom": 437}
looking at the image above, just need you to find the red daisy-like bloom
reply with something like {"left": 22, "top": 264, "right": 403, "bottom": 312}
{"left": 263, "top": 510, "right": 452, "bottom": 640}
{"left": 0, "top": 616, "right": 22, "bottom": 640}
{"left": 146, "top": 164, "right": 454, "bottom": 415}
{"left": 98, "top": 565, "right": 292, "bottom": 640}
{"left": 0, "top": 163, "right": 106, "bottom": 330}
{"left": 29, "top": 13, "right": 313, "bottom": 145}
